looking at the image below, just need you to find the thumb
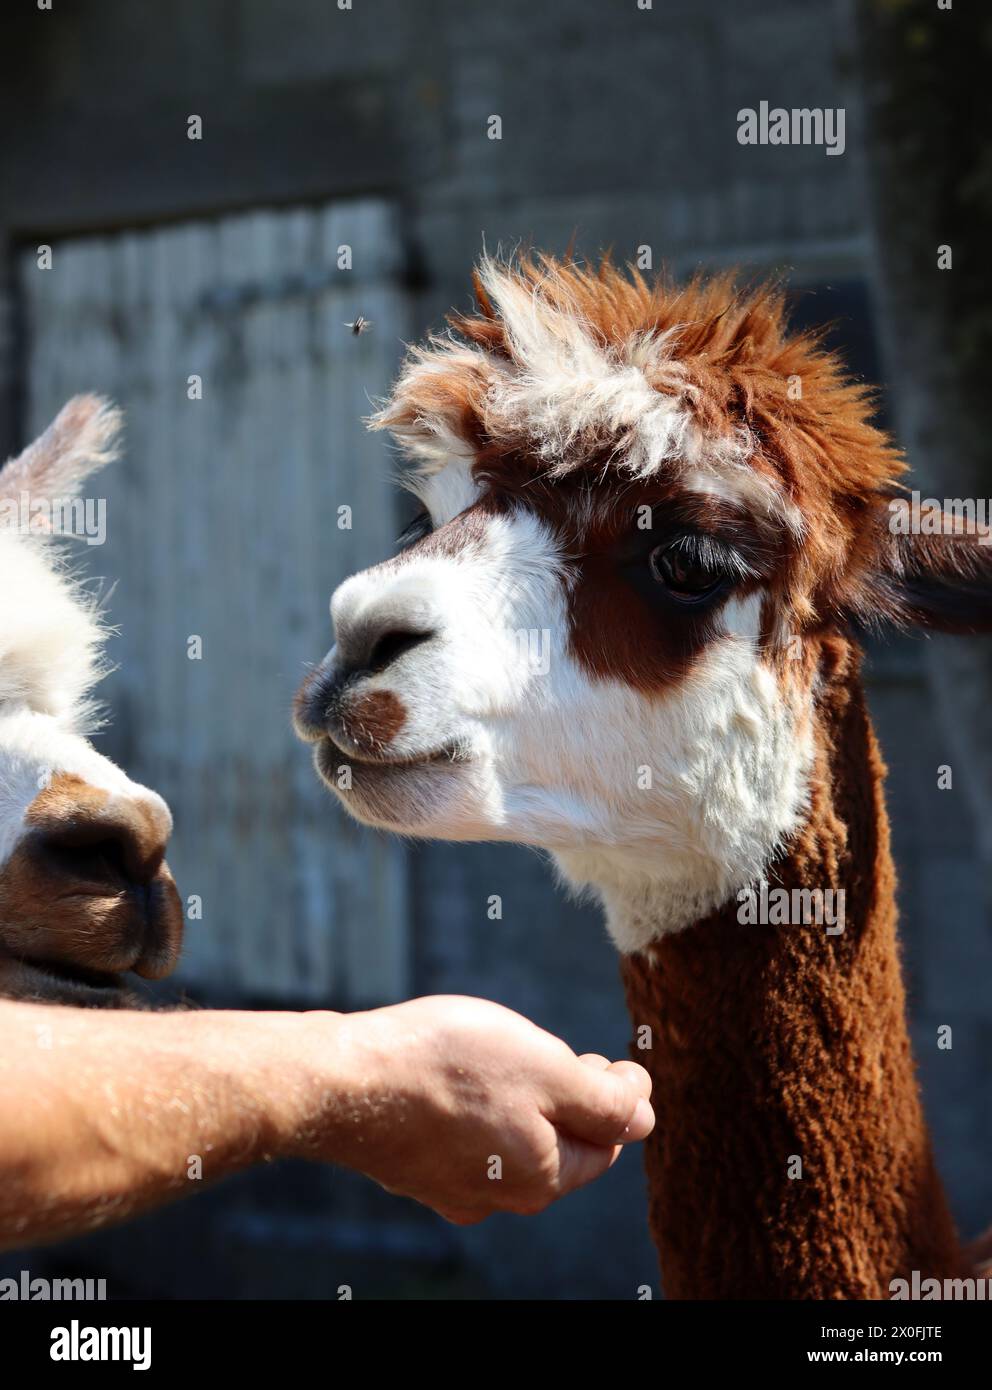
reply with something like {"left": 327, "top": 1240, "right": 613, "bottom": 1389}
{"left": 552, "top": 1131, "right": 623, "bottom": 1197}
{"left": 548, "top": 1063, "right": 655, "bottom": 1147}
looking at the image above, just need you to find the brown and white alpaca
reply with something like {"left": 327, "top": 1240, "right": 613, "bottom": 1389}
{"left": 0, "top": 396, "right": 182, "bottom": 1006}
{"left": 294, "top": 255, "right": 992, "bottom": 1299}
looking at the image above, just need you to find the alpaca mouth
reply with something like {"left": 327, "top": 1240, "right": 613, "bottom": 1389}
{"left": 316, "top": 734, "right": 467, "bottom": 772}
{"left": 16, "top": 954, "right": 129, "bottom": 1004}
{"left": 32, "top": 959, "right": 123, "bottom": 990}
{"left": 313, "top": 735, "right": 473, "bottom": 829}
{"left": 0, "top": 872, "right": 183, "bottom": 1003}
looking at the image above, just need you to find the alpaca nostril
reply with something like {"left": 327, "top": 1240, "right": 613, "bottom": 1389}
{"left": 295, "top": 625, "right": 435, "bottom": 741}
{"left": 365, "top": 626, "right": 434, "bottom": 675}
{"left": 32, "top": 811, "right": 168, "bottom": 892}
{"left": 40, "top": 833, "right": 131, "bottom": 888}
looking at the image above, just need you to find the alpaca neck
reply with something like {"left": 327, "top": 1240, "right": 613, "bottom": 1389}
{"left": 615, "top": 643, "right": 959, "bottom": 1298}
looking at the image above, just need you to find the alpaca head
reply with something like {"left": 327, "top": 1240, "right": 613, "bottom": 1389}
{"left": 0, "top": 397, "right": 183, "bottom": 1002}
{"left": 296, "top": 256, "right": 992, "bottom": 949}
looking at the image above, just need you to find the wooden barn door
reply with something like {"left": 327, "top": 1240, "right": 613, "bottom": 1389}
{"left": 18, "top": 201, "right": 411, "bottom": 1004}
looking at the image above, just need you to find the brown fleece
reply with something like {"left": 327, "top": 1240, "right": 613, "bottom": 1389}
{"left": 620, "top": 635, "right": 960, "bottom": 1299}
{"left": 342, "top": 689, "right": 407, "bottom": 752}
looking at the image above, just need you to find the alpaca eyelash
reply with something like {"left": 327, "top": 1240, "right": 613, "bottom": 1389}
{"left": 667, "top": 533, "right": 755, "bottom": 582}
{"left": 396, "top": 510, "right": 432, "bottom": 548}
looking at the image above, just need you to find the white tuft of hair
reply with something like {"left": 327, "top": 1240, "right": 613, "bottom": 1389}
{"left": 0, "top": 397, "right": 121, "bottom": 730}
{"left": 0, "top": 531, "right": 108, "bottom": 729}
{"left": 0, "top": 394, "right": 122, "bottom": 503}
{"left": 373, "top": 259, "right": 802, "bottom": 533}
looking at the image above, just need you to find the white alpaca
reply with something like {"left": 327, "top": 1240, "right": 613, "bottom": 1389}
{"left": 0, "top": 396, "right": 181, "bottom": 1004}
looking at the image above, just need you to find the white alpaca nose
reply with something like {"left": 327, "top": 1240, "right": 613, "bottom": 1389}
{"left": 333, "top": 621, "right": 434, "bottom": 680}
{"left": 294, "top": 569, "right": 446, "bottom": 748}
{"left": 330, "top": 570, "right": 440, "bottom": 676}
{"left": 293, "top": 623, "right": 434, "bottom": 745}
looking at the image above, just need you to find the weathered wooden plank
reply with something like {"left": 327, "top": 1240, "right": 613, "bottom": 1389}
{"left": 18, "top": 200, "right": 411, "bottom": 1005}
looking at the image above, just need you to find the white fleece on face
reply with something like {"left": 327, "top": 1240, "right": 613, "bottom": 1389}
{"left": 327, "top": 473, "right": 813, "bottom": 946}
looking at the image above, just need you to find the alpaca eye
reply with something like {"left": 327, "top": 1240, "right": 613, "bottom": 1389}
{"left": 649, "top": 543, "right": 728, "bottom": 602}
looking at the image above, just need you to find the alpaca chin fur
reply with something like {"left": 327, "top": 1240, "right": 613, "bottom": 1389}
{"left": 550, "top": 633, "right": 816, "bottom": 951}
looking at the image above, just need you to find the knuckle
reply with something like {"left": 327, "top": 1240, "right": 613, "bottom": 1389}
{"left": 599, "top": 1083, "right": 632, "bottom": 1137}
{"left": 509, "top": 1194, "right": 551, "bottom": 1217}
{"left": 439, "top": 1208, "right": 486, "bottom": 1227}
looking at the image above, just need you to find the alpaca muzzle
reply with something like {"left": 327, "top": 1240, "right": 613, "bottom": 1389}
{"left": 294, "top": 624, "right": 433, "bottom": 762}
{"left": 0, "top": 773, "right": 184, "bottom": 1001}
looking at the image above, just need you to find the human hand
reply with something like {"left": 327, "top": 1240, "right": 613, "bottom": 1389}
{"left": 283, "top": 994, "right": 653, "bottom": 1224}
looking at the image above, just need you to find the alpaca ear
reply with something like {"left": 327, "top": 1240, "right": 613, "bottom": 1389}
{"left": 869, "top": 501, "right": 992, "bottom": 634}
{"left": 0, "top": 395, "right": 122, "bottom": 506}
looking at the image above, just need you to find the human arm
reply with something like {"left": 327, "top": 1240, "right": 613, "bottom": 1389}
{"left": 0, "top": 994, "right": 652, "bottom": 1247}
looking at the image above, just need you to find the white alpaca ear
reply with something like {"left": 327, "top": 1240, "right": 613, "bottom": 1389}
{"left": 0, "top": 394, "right": 122, "bottom": 505}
